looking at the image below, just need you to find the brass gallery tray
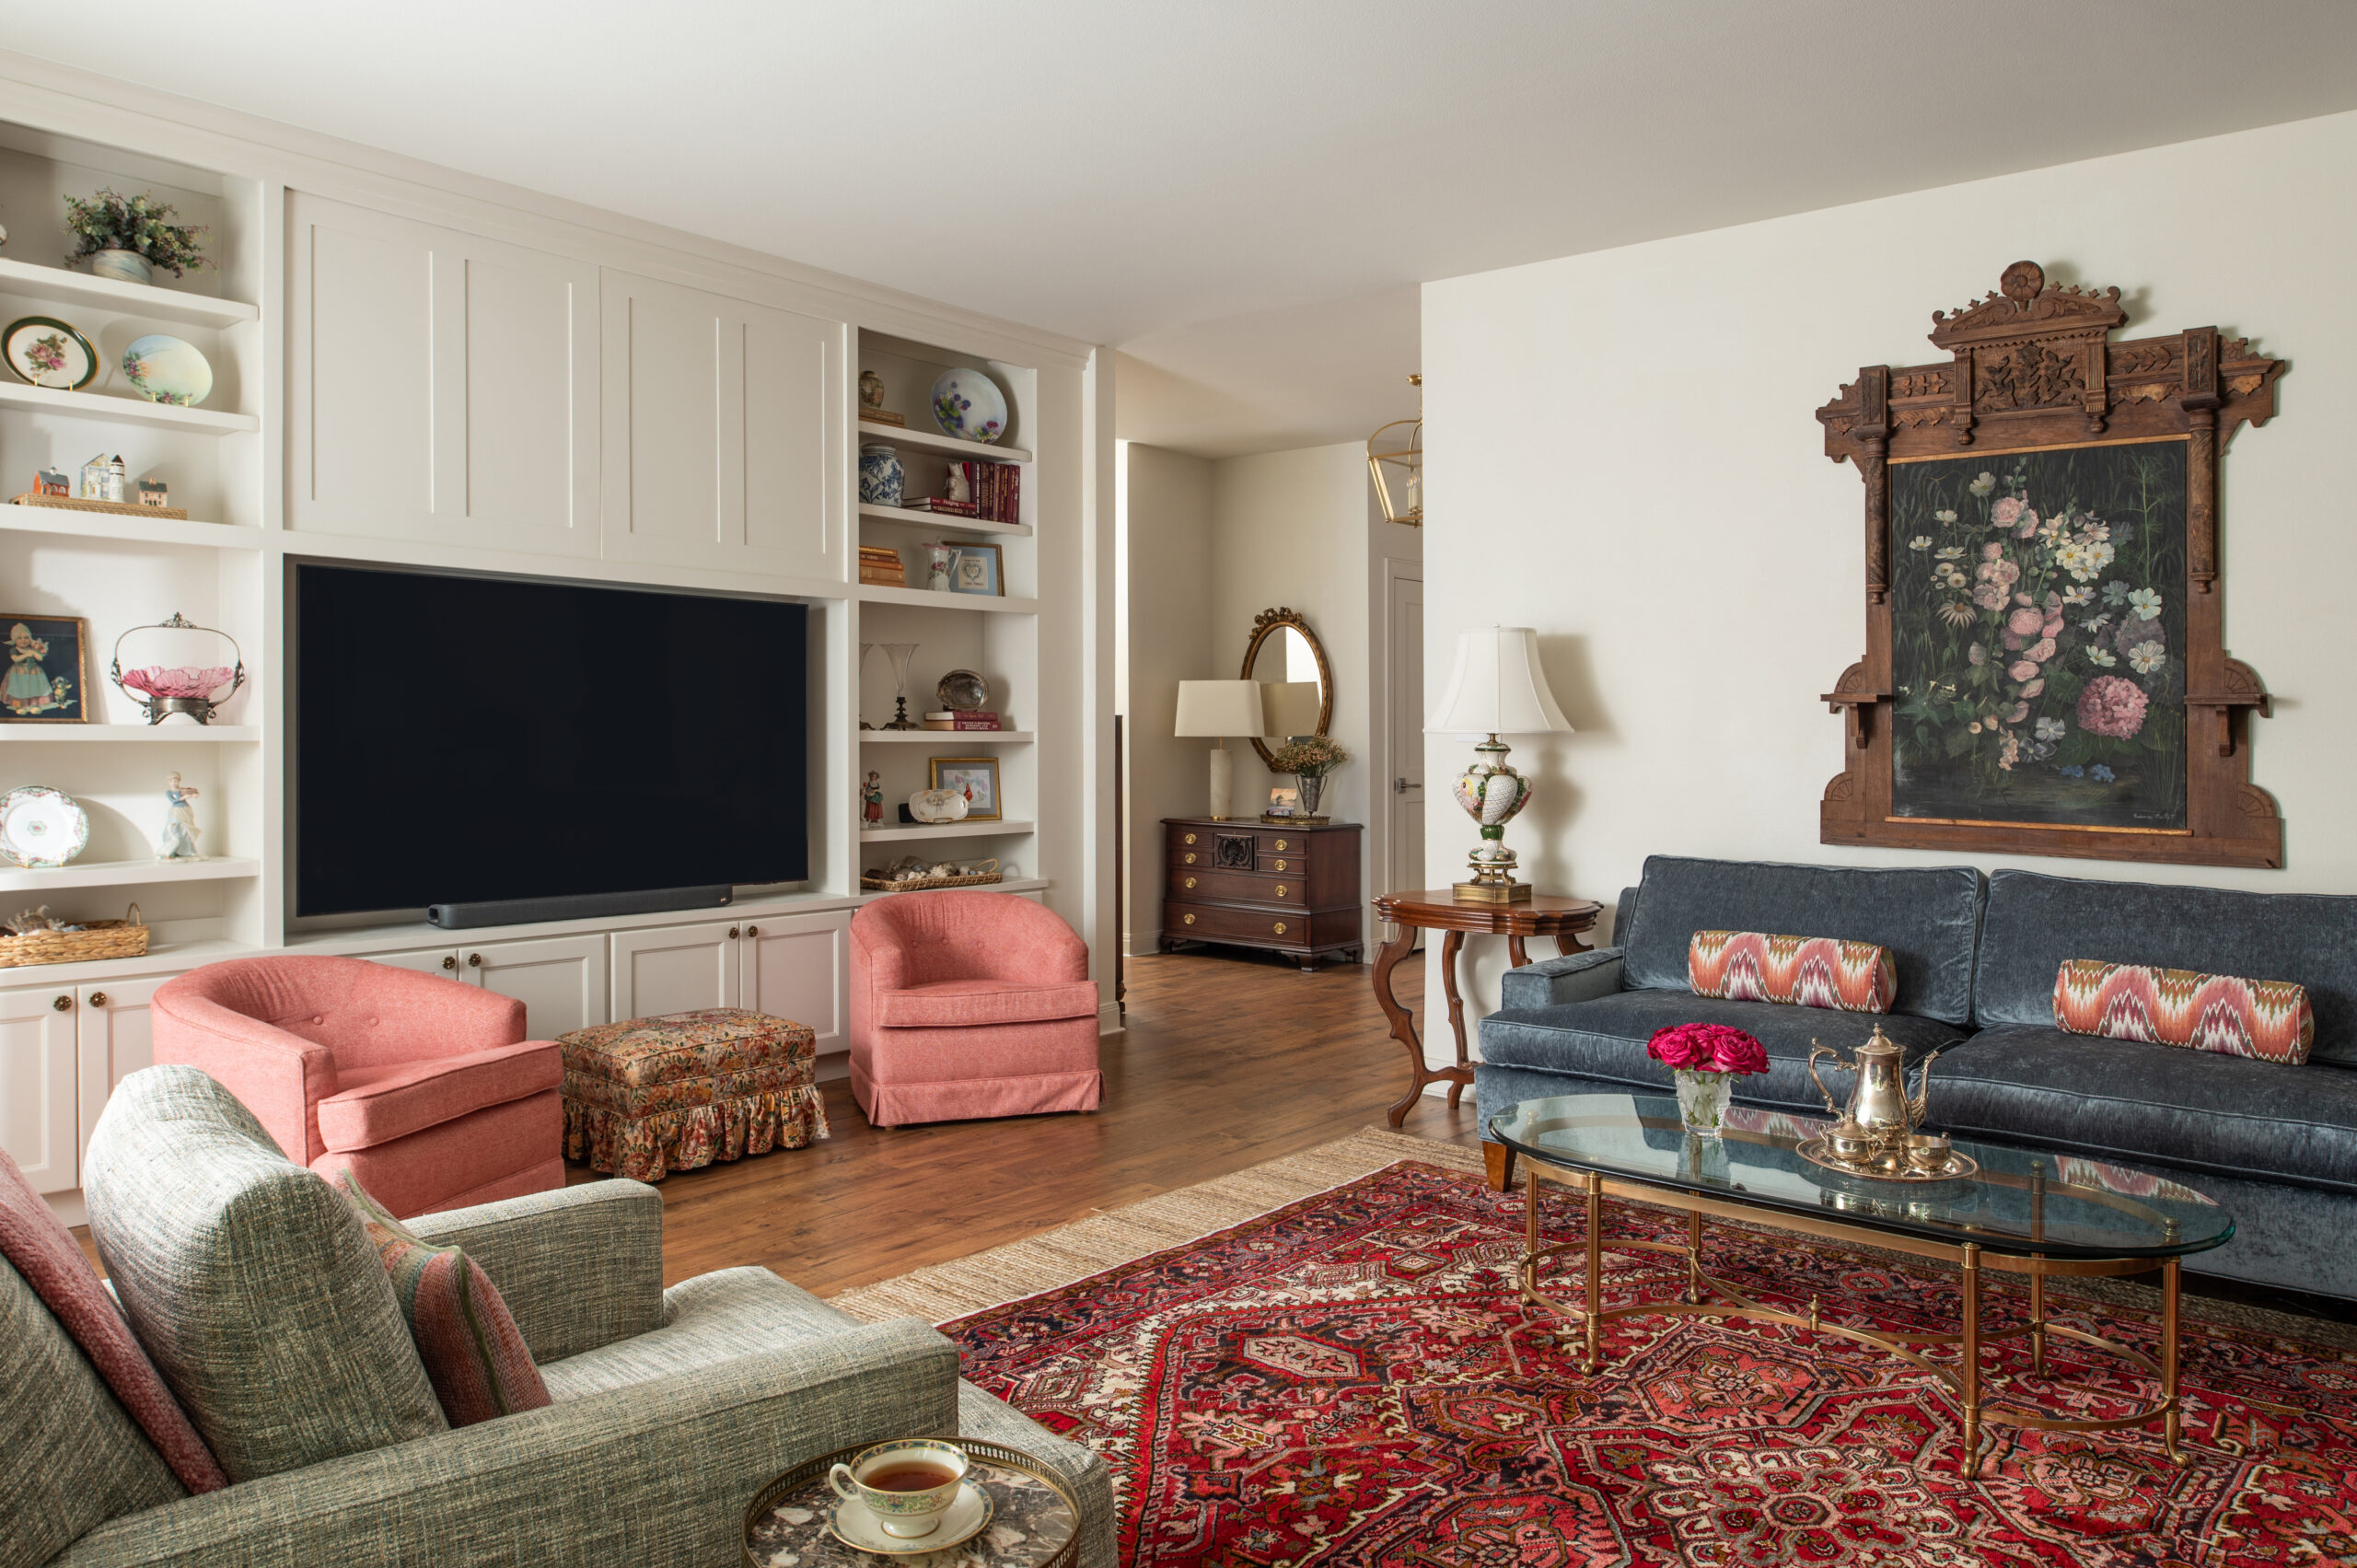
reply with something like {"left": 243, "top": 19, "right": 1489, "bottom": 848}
{"left": 1795, "top": 1135, "right": 1980, "bottom": 1184}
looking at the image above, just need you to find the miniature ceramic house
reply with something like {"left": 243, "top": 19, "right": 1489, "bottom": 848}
{"left": 137, "top": 478, "right": 168, "bottom": 508}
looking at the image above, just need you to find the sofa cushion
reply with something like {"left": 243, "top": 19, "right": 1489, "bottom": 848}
{"left": 1931, "top": 1023, "right": 2357, "bottom": 1194}
{"left": 874, "top": 978, "right": 1101, "bottom": 1029}
{"left": 83, "top": 1064, "right": 447, "bottom": 1482}
{"left": 318, "top": 1040, "right": 562, "bottom": 1153}
{"left": 1689, "top": 930, "right": 1895, "bottom": 1014}
{"left": 541, "top": 1265, "right": 858, "bottom": 1400}
{"left": 337, "top": 1171, "right": 552, "bottom": 1426}
{"left": 1978, "top": 868, "right": 2357, "bottom": 1066}
{"left": 1618, "top": 855, "right": 1983, "bottom": 1024}
{"left": 2054, "top": 960, "right": 2315, "bottom": 1065}
{"left": 1480, "top": 990, "right": 1968, "bottom": 1114}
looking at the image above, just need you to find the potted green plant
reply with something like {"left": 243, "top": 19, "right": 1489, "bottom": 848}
{"left": 63, "top": 189, "right": 210, "bottom": 285}
{"left": 1269, "top": 734, "right": 1349, "bottom": 822}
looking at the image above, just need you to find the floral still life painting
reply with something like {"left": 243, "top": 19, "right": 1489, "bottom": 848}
{"left": 1888, "top": 439, "right": 2186, "bottom": 830}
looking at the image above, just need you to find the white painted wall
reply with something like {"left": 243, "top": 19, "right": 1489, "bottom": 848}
{"left": 1118, "top": 441, "right": 1216, "bottom": 953}
{"left": 1422, "top": 107, "right": 2357, "bottom": 1023}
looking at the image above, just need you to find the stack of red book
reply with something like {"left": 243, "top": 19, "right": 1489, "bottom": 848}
{"left": 951, "top": 711, "right": 1003, "bottom": 731}
{"left": 954, "top": 461, "right": 1022, "bottom": 524}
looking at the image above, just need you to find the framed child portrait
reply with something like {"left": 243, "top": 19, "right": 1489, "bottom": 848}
{"left": 0, "top": 614, "right": 90, "bottom": 723}
{"left": 947, "top": 542, "right": 1004, "bottom": 597}
{"left": 928, "top": 756, "right": 1002, "bottom": 819}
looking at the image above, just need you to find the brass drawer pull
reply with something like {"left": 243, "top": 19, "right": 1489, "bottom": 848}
{"left": 1272, "top": 922, "right": 1287, "bottom": 935}
{"left": 468, "top": 952, "right": 483, "bottom": 968}
{"left": 1184, "top": 853, "right": 1196, "bottom": 865}
{"left": 52, "top": 995, "right": 70, "bottom": 1012}
{"left": 1184, "top": 877, "right": 1197, "bottom": 889}
{"left": 746, "top": 924, "right": 760, "bottom": 937}
{"left": 1272, "top": 858, "right": 1287, "bottom": 872}
{"left": 1184, "top": 832, "right": 1198, "bottom": 845}
{"left": 1183, "top": 912, "right": 1196, "bottom": 925}
{"left": 1274, "top": 839, "right": 1288, "bottom": 851}
{"left": 88, "top": 992, "right": 109, "bottom": 1008}
{"left": 441, "top": 955, "right": 458, "bottom": 970}
{"left": 1273, "top": 884, "right": 1287, "bottom": 898}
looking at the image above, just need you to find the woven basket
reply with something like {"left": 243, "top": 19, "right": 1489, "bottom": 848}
{"left": 0, "top": 903, "right": 147, "bottom": 969}
{"left": 859, "top": 872, "right": 1005, "bottom": 893}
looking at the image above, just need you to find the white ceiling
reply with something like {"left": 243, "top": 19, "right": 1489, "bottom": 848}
{"left": 6, "top": 1, "right": 2354, "bottom": 458}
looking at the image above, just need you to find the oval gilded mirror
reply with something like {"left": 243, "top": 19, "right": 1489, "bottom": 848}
{"left": 1241, "top": 607, "right": 1333, "bottom": 768}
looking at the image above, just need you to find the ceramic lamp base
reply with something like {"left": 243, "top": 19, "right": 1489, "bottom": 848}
{"left": 1206, "top": 743, "right": 1238, "bottom": 820}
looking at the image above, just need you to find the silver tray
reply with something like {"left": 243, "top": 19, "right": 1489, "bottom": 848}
{"left": 1796, "top": 1135, "right": 1980, "bottom": 1184}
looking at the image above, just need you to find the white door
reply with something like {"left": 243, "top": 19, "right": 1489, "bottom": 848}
{"left": 355, "top": 947, "right": 464, "bottom": 978}
{"left": 610, "top": 920, "right": 742, "bottom": 1021}
{"left": 739, "top": 912, "right": 846, "bottom": 1053}
{"left": 287, "top": 192, "right": 600, "bottom": 556}
{"left": 75, "top": 976, "right": 165, "bottom": 1161}
{"left": 0, "top": 984, "right": 82, "bottom": 1194}
{"left": 1388, "top": 573, "right": 1425, "bottom": 896}
{"left": 462, "top": 935, "right": 608, "bottom": 1040}
{"left": 598, "top": 269, "right": 844, "bottom": 580}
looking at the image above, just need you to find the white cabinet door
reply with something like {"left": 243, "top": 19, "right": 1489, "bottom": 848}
{"left": 0, "top": 984, "right": 82, "bottom": 1194}
{"left": 599, "top": 269, "right": 844, "bottom": 580}
{"left": 354, "top": 947, "right": 464, "bottom": 978}
{"left": 289, "top": 192, "right": 600, "bottom": 556}
{"left": 461, "top": 935, "right": 607, "bottom": 1040}
{"left": 739, "top": 912, "right": 846, "bottom": 1052}
{"left": 75, "top": 976, "right": 165, "bottom": 1160}
{"left": 610, "top": 920, "right": 741, "bottom": 1022}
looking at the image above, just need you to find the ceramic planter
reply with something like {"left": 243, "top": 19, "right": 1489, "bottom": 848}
{"left": 858, "top": 444, "right": 904, "bottom": 507}
{"left": 88, "top": 250, "right": 155, "bottom": 285}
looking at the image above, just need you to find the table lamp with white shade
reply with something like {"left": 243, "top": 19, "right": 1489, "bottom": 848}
{"left": 1175, "top": 679, "right": 1266, "bottom": 820}
{"left": 1426, "top": 626, "right": 1573, "bottom": 903}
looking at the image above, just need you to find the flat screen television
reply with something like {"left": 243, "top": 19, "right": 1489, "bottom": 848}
{"left": 294, "top": 563, "right": 809, "bottom": 918}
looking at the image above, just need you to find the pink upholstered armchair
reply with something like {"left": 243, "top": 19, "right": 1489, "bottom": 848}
{"left": 849, "top": 892, "right": 1102, "bottom": 1127}
{"left": 151, "top": 956, "right": 563, "bottom": 1217}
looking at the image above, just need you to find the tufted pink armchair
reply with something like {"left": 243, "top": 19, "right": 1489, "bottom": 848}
{"left": 849, "top": 892, "right": 1102, "bottom": 1127}
{"left": 150, "top": 956, "right": 563, "bottom": 1217}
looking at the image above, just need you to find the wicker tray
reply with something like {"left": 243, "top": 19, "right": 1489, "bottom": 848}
{"left": 11, "top": 493, "right": 190, "bottom": 520}
{"left": 0, "top": 903, "right": 147, "bottom": 968}
{"left": 861, "top": 872, "right": 1004, "bottom": 892}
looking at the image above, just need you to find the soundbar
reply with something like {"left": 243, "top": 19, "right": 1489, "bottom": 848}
{"left": 425, "top": 885, "right": 734, "bottom": 930}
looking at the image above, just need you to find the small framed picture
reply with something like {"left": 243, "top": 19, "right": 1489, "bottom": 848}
{"left": 929, "top": 756, "right": 1002, "bottom": 820}
{"left": 948, "top": 542, "right": 1004, "bottom": 598}
{"left": 0, "top": 614, "right": 91, "bottom": 723}
{"left": 1265, "top": 785, "right": 1299, "bottom": 819}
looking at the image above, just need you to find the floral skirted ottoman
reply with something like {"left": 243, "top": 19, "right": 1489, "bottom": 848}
{"left": 559, "top": 1008, "right": 828, "bottom": 1181}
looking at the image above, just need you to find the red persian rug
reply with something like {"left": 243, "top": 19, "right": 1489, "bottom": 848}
{"left": 946, "top": 1158, "right": 2357, "bottom": 1567}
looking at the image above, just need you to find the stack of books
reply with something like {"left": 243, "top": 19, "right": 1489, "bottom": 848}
{"left": 861, "top": 407, "right": 907, "bottom": 427}
{"left": 950, "top": 710, "right": 1003, "bottom": 731}
{"left": 857, "top": 546, "right": 907, "bottom": 587}
{"left": 954, "top": 461, "right": 1022, "bottom": 524}
{"left": 901, "top": 497, "right": 978, "bottom": 517}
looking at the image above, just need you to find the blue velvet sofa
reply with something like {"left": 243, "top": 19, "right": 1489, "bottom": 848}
{"left": 1476, "top": 854, "right": 2357, "bottom": 1302}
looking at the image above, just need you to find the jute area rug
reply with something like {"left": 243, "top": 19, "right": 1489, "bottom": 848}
{"left": 831, "top": 1129, "right": 2357, "bottom": 1567}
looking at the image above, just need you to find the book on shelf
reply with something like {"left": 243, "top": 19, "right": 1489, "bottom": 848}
{"left": 952, "top": 712, "right": 1003, "bottom": 731}
{"left": 901, "top": 497, "right": 979, "bottom": 516}
{"left": 857, "top": 545, "right": 907, "bottom": 587}
{"left": 953, "top": 461, "right": 1021, "bottom": 525}
{"left": 861, "top": 409, "right": 907, "bottom": 427}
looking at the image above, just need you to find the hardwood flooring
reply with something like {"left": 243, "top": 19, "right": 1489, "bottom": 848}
{"left": 634, "top": 947, "right": 1476, "bottom": 1293}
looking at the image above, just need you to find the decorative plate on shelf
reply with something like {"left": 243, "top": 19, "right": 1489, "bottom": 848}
{"left": 0, "top": 786, "right": 89, "bottom": 868}
{"left": 4, "top": 316, "right": 99, "bottom": 390}
{"left": 930, "top": 368, "right": 1007, "bottom": 445}
{"left": 937, "top": 668, "right": 990, "bottom": 712}
{"left": 120, "top": 333, "right": 213, "bottom": 407}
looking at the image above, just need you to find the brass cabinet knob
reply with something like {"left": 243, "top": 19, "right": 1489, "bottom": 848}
{"left": 441, "top": 955, "right": 458, "bottom": 970}
{"left": 727, "top": 926, "right": 741, "bottom": 940}
{"left": 1183, "top": 877, "right": 1196, "bottom": 889}
{"left": 1272, "top": 923, "right": 1287, "bottom": 935}
{"left": 467, "top": 952, "right": 483, "bottom": 968}
{"left": 1273, "top": 884, "right": 1288, "bottom": 898}
{"left": 1182, "top": 913, "right": 1196, "bottom": 925}
{"left": 1273, "top": 858, "right": 1288, "bottom": 872}
{"left": 1184, "top": 853, "right": 1196, "bottom": 865}
{"left": 1275, "top": 839, "right": 1288, "bottom": 851}
{"left": 52, "top": 995, "right": 70, "bottom": 1012}
{"left": 1184, "top": 833, "right": 1197, "bottom": 845}
{"left": 87, "top": 992, "right": 109, "bottom": 1008}
{"left": 746, "top": 924, "right": 760, "bottom": 938}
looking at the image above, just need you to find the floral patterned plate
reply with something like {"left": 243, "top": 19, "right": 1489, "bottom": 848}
{"left": 930, "top": 368, "right": 1007, "bottom": 445}
{"left": 3, "top": 316, "right": 98, "bottom": 390}
{"left": 0, "top": 786, "right": 89, "bottom": 868}
{"left": 120, "top": 333, "right": 212, "bottom": 407}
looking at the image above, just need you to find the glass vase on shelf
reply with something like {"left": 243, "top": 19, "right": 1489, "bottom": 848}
{"left": 859, "top": 642, "right": 876, "bottom": 729}
{"left": 880, "top": 643, "right": 920, "bottom": 730}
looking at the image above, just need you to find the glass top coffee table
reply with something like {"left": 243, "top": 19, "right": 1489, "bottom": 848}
{"left": 1488, "top": 1092, "right": 2234, "bottom": 1478}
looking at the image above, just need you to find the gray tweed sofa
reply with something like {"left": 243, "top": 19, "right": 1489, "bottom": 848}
{"left": 5, "top": 1065, "right": 1112, "bottom": 1568}
{"left": 1477, "top": 854, "right": 2357, "bottom": 1303}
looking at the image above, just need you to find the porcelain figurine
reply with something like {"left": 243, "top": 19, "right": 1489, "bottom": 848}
{"left": 157, "top": 772, "right": 203, "bottom": 861}
{"left": 858, "top": 444, "right": 904, "bottom": 507}
{"left": 925, "top": 542, "right": 955, "bottom": 591}
{"left": 862, "top": 770, "right": 885, "bottom": 828}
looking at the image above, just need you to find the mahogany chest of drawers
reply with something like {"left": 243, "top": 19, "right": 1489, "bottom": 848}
{"left": 1160, "top": 818, "right": 1363, "bottom": 971}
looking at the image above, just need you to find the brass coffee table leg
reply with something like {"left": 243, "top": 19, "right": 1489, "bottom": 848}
{"left": 2163, "top": 1256, "right": 2186, "bottom": 1466}
{"left": 2029, "top": 1260, "right": 2047, "bottom": 1376}
{"left": 1686, "top": 1211, "right": 1704, "bottom": 1306}
{"left": 1961, "top": 1243, "right": 1983, "bottom": 1479}
{"left": 1585, "top": 1170, "right": 1604, "bottom": 1373}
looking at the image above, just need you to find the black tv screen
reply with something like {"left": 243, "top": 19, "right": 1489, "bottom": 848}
{"left": 295, "top": 563, "right": 809, "bottom": 917}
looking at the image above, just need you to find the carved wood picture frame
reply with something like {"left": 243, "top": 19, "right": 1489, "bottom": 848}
{"left": 1816, "top": 261, "right": 2283, "bottom": 868}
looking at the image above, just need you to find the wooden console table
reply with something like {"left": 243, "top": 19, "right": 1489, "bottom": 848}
{"left": 1369, "top": 889, "right": 1602, "bottom": 1128}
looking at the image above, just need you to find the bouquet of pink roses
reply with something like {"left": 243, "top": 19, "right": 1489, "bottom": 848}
{"left": 1646, "top": 1022, "right": 1770, "bottom": 1076}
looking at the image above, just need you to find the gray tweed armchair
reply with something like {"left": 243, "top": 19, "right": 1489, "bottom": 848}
{"left": 6, "top": 1065, "right": 1112, "bottom": 1567}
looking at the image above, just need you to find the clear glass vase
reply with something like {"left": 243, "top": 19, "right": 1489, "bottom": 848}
{"left": 1673, "top": 1068, "right": 1732, "bottom": 1138}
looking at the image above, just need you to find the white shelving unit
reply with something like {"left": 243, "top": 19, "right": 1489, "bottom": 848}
{"left": 0, "top": 257, "right": 257, "bottom": 329}
{"left": 0, "top": 725, "right": 260, "bottom": 743}
{"left": 856, "top": 420, "right": 1030, "bottom": 463}
{"left": 857, "top": 501, "right": 1032, "bottom": 538}
{"left": 859, "top": 730, "right": 1034, "bottom": 745}
{"left": 0, "top": 857, "right": 261, "bottom": 894}
{"left": 0, "top": 505, "right": 261, "bottom": 550}
{"left": 859, "top": 820, "right": 1036, "bottom": 844}
{"left": 0, "top": 381, "right": 259, "bottom": 435}
{"left": 855, "top": 583, "right": 1039, "bottom": 614}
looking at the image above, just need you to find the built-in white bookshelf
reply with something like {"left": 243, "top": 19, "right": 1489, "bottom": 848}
{"left": 859, "top": 729, "right": 1034, "bottom": 745}
{"left": 859, "top": 819, "right": 1036, "bottom": 844}
{"left": 0, "top": 856, "right": 260, "bottom": 894}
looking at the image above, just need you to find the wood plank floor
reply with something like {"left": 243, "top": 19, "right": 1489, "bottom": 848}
{"left": 636, "top": 947, "right": 1474, "bottom": 1293}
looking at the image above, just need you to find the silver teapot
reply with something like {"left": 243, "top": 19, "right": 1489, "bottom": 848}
{"left": 1807, "top": 1024, "right": 1942, "bottom": 1149}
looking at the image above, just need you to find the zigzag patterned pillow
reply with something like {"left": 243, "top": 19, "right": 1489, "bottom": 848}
{"left": 2053, "top": 960, "right": 2315, "bottom": 1065}
{"left": 1688, "top": 930, "right": 1895, "bottom": 1014}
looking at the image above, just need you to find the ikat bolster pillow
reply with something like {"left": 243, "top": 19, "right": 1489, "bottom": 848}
{"left": 1687, "top": 930, "right": 1896, "bottom": 1014}
{"left": 334, "top": 1171, "right": 552, "bottom": 1427}
{"left": 2052, "top": 960, "right": 2316, "bottom": 1065}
